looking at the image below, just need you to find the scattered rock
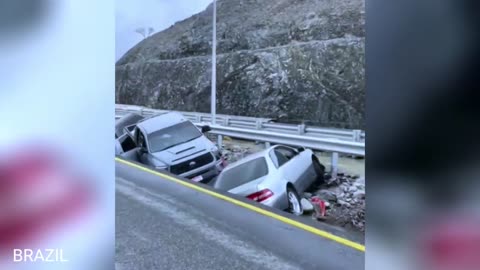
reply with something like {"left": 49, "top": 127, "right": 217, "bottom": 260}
{"left": 353, "top": 190, "right": 365, "bottom": 199}
{"left": 301, "top": 198, "right": 314, "bottom": 212}
{"left": 315, "top": 190, "right": 336, "bottom": 201}
{"left": 356, "top": 178, "right": 365, "bottom": 185}
{"left": 303, "top": 192, "right": 313, "bottom": 199}
{"left": 354, "top": 182, "right": 365, "bottom": 189}
{"left": 326, "top": 177, "right": 339, "bottom": 186}
{"left": 337, "top": 199, "right": 347, "bottom": 206}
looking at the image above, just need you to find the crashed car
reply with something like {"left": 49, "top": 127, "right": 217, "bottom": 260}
{"left": 115, "top": 112, "right": 226, "bottom": 183}
{"left": 213, "top": 145, "right": 325, "bottom": 215}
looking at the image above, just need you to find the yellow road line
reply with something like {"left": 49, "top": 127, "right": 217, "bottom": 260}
{"left": 115, "top": 157, "right": 365, "bottom": 252}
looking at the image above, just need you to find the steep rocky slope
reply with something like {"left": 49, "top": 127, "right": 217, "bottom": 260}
{"left": 116, "top": 0, "right": 365, "bottom": 128}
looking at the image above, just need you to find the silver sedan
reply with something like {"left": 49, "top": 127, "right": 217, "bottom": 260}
{"left": 213, "top": 145, "right": 325, "bottom": 215}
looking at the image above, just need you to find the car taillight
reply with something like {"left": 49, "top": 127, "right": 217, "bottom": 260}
{"left": 246, "top": 189, "right": 273, "bottom": 202}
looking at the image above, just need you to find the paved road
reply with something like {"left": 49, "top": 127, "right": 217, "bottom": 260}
{"left": 115, "top": 160, "right": 364, "bottom": 270}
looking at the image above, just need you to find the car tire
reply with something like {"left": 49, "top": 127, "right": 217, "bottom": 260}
{"left": 286, "top": 186, "right": 303, "bottom": 216}
{"left": 312, "top": 155, "right": 325, "bottom": 184}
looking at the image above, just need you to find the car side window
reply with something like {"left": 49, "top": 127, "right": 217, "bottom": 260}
{"left": 270, "top": 146, "right": 298, "bottom": 168}
{"left": 269, "top": 150, "right": 279, "bottom": 167}
{"left": 269, "top": 149, "right": 288, "bottom": 168}
{"left": 275, "top": 150, "right": 289, "bottom": 167}
{"left": 277, "top": 146, "right": 297, "bottom": 161}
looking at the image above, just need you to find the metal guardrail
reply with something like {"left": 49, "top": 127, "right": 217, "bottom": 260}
{"left": 115, "top": 104, "right": 365, "bottom": 157}
{"left": 115, "top": 104, "right": 365, "bottom": 143}
{"left": 205, "top": 125, "right": 365, "bottom": 156}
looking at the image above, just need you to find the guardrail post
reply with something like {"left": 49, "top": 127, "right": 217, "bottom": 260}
{"left": 224, "top": 116, "right": 230, "bottom": 126}
{"left": 331, "top": 152, "right": 339, "bottom": 178}
{"left": 196, "top": 115, "right": 201, "bottom": 123}
{"left": 254, "top": 120, "right": 263, "bottom": 145}
{"left": 265, "top": 142, "right": 271, "bottom": 149}
{"left": 217, "top": 135, "right": 223, "bottom": 149}
{"left": 353, "top": 130, "right": 361, "bottom": 142}
{"left": 298, "top": 124, "right": 306, "bottom": 135}
{"left": 256, "top": 120, "right": 262, "bottom": 130}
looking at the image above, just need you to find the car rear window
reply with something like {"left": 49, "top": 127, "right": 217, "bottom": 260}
{"left": 215, "top": 157, "right": 268, "bottom": 191}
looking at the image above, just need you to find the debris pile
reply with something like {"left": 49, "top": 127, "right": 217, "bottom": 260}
{"left": 222, "top": 145, "right": 252, "bottom": 163}
{"left": 221, "top": 140, "right": 264, "bottom": 163}
{"left": 306, "top": 174, "right": 365, "bottom": 232}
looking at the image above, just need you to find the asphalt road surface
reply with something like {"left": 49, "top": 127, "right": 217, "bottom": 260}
{"left": 115, "top": 159, "right": 364, "bottom": 270}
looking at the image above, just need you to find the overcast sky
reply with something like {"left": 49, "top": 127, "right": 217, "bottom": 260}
{"left": 115, "top": 0, "right": 212, "bottom": 60}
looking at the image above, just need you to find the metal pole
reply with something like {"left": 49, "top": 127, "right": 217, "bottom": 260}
{"left": 211, "top": 0, "right": 217, "bottom": 126}
{"left": 212, "top": 0, "right": 222, "bottom": 148}
{"left": 331, "top": 152, "right": 339, "bottom": 179}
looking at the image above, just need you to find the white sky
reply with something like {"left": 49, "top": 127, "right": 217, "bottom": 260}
{"left": 115, "top": 0, "right": 212, "bottom": 60}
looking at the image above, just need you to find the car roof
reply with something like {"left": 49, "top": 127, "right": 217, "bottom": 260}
{"left": 137, "top": 112, "right": 187, "bottom": 135}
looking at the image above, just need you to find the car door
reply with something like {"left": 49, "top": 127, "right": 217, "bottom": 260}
{"left": 271, "top": 146, "right": 311, "bottom": 192}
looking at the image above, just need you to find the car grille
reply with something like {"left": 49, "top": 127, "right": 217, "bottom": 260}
{"left": 170, "top": 152, "right": 214, "bottom": 175}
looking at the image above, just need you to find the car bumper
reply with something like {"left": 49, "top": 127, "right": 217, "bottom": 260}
{"left": 189, "top": 168, "right": 220, "bottom": 183}
{"left": 180, "top": 159, "right": 225, "bottom": 183}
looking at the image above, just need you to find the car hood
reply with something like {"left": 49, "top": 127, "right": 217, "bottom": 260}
{"left": 149, "top": 135, "right": 215, "bottom": 165}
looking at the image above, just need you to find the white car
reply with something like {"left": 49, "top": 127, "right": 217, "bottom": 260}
{"left": 214, "top": 145, "right": 325, "bottom": 215}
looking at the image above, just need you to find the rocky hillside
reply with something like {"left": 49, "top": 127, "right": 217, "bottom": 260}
{"left": 116, "top": 0, "right": 365, "bottom": 129}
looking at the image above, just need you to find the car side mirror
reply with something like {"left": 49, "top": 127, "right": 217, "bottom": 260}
{"left": 201, "top": 125, "right": 212, "bottom": 133}
{"left": 297, "top": 146, "right": 306, "bottom": 152}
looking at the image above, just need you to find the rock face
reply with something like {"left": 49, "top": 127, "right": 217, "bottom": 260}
{"left": 116, "top": 0, "right": 365, "bottom": 129}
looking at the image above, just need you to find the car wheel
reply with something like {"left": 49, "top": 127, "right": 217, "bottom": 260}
{"left": 286, "top": 186, "right": 303, "bottom": 216}
{"left": 312, "top": 155, "right": 325, "bottom": 183}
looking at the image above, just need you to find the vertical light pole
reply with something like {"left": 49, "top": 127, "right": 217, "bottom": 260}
{"left": 211, "top": 0, "right": 223, "bottom": 148}
{"left": 211, "top": 0, "right": 217, "bottom": 126}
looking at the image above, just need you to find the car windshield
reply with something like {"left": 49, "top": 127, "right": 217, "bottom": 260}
{"left": 148, "top": 121, "right": 202, "bottom": 153}
{"left": 215, "top": 157, "right": 268, "bottom": 191}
